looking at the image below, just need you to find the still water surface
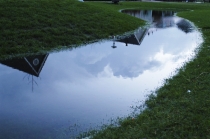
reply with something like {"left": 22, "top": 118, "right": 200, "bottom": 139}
{"left": 0, "top": 10, "right": 202, "bottom": 138}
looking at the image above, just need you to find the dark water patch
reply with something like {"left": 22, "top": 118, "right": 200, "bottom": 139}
{"left": 0, "top": 54, "right": 49, "bottom": 77}
{"left": 121, "top": 10, "right": 195, "bottom": 33}
{"left": 176, "top": 19, "right": 194, "bottom": 33}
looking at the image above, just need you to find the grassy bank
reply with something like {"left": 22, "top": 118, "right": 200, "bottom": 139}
{"left": 85, "top": 2, "right": 210, "bottom": 139}
{"left": 0, "top": 0, "right": 145, "bottom": 59}
{"left": 1, "top": 0, "right": 210, "bottom": 138}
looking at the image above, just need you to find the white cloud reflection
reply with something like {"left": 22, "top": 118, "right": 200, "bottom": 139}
{"left": 0, "top": 22, "right": 203, "bottom": 139}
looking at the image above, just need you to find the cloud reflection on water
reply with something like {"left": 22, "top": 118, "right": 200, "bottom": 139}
{"left": 0, "top": 13, "right": 203, "bottom": 139}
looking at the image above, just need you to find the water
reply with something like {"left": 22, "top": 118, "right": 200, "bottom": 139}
{"left": 0, "top": 10, "right": 202, "bottom": 138}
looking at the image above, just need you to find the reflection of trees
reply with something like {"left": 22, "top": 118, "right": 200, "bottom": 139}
{"left": 152, "top": 11, "right": 175, "bottom": 28}
{"left": 115, "top": 10, "right": 178, "bottom": 47}
{"left": 122, "top": 10, "right": 194, "bottom": 33}
{"left": 122, "top": 10, "right": 175, "bottom": 28}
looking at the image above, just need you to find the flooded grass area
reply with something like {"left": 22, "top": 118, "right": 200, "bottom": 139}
{"left": 1, "top": 0, "right": 210, "bottom": 138}
{"left": 90, "top": 6, "right": 210, "bottom": 139}
{"left": 0, "top": 10, "right": 203, "bottom": 138}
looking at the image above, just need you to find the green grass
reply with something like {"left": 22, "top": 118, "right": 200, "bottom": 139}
{"left": 0, "top": 0, "right": 145, "bottom": 59}
{"left": 1, "top": 0, "right": 210, "bottom": 138}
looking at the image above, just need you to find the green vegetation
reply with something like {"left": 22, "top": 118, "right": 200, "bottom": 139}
{"left": 1, "top": 0, "right": 210, "bottom": 138}
{"left": 0, "top": 0, "right": 144, "bottom": 59}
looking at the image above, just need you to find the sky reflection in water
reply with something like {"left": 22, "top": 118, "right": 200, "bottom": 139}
{"left": 0, "top": 10, "right": 203, "bottom": 138}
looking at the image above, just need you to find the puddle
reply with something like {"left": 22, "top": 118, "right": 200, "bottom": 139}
{"left": 0, "top": 10, "right": 203, "bottom": 138}
{"left": 121, "top": 10, "right": 194, "bottom": 32}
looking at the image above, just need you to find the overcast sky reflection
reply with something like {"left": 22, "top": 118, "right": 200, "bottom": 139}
{"left": 0, "top": 14, "right": 203, "bottom": 138}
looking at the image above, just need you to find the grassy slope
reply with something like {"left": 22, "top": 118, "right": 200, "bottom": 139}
{"left": 0, "top": 0, "right": 144, "bottom": 59}
{"left": 84, "top": 2, "right": 210, "bottom": 139}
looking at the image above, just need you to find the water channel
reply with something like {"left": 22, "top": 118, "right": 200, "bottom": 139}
{"left": 0, "top": 10, "right": 202, "bottom": 138}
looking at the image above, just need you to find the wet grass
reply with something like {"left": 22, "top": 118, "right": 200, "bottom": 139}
{"left": 1, "top": 0, "right": 210, "bottom": 138}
